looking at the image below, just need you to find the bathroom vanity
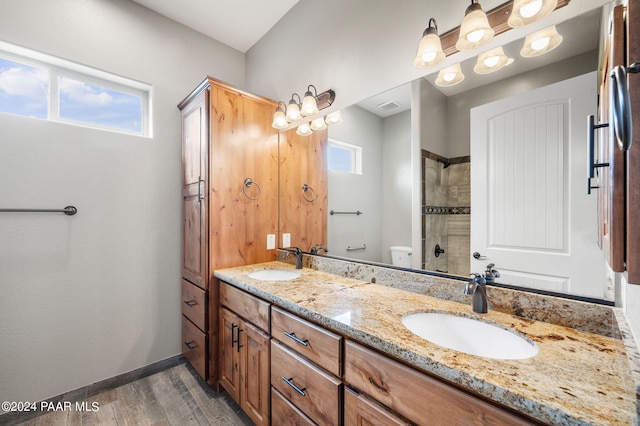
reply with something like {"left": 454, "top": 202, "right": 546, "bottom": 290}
{"left": 214, "top": 257, "right": 638, "bottom": 425}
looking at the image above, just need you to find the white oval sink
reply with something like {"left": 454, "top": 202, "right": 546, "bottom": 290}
{"left": 402, "top": 312, "right": 538, "bottom": 360}
{"left": 247, "top": 269, "right": 301, "bottom": 281}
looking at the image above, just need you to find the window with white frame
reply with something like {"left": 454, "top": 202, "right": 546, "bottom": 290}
{"left": 0, "top": 41, "right": 151, "bottom": 136}
{"left": 327, "top": 138, "right": 363, "bottom": 175}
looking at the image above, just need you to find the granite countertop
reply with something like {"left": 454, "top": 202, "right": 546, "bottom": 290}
{"left": 214, "top": 261, "right": 638, "bottom": 426}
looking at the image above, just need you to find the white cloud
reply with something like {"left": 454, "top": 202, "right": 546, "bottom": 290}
{"left": 0, "top": 66, "right": 48, "bottom": 99}
{"left": 59, "top": 78, "right": 113, "bottom": 106}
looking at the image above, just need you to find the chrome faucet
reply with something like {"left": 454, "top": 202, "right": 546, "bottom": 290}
{"left": 283, "top": 247, "right": 303, "bottom": 269}
{"left": 310, "top": 244, "right": 328, "bottom": 255}
{"left": 465, "top": 273, "right": 488, "bottom": 314}
{"left": 484, "top": 263, "right": 500, "bottom": 285}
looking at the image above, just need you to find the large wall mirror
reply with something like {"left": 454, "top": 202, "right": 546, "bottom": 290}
{"left": 296, "top": 4, "right": 616, "bottom": 303}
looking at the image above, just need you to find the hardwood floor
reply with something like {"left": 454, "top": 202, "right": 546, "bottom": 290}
{"left": 14, "top": 364, "right": 253, "bottom": 426}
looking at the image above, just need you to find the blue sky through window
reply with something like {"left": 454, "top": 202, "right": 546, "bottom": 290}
{"left": 59, "top": 77, "right": 142, "bottom": 132}
{"left": 0, "top": 57, "right": 48, "bottom": 119}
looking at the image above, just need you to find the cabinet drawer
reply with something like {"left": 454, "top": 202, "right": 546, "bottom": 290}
{"left": 271, "top": 340, "right": 341, "bottom": 426}
{"left": 182, "top": 316, "right": 207, "bottom": 379}
{"left": 345, "top": 341, "right": 536, "bottom": 426}
{"left": 220, "top": 281, "right": 270, "bottom": 331}
{"left": 271, "top": 387, "right": 315, "bottom": 426}
{"left": 345, "top": 387, "right": 411, "bottom": 426}
{"left": 182, "top": 279, "right": 207, "bottom": 331}
{"left": 272, "top": 306, "right": 342, "bottom": 377}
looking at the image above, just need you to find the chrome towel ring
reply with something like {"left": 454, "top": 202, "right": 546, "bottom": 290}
{"left": 243, "top": 178, "right": 262, "bottom": 200}
{"left": 301, "top": 184, "right": 317, "bottom": 202}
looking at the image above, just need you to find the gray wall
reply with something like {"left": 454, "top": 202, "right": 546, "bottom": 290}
{"left": 381, "top": 110, "right": 412, "bottom": 264}
{"left": 0, "top": 0, "right": 244, "bottom": 403}
{"left": 327, "top": 106, "right": 383, "bottom": 261}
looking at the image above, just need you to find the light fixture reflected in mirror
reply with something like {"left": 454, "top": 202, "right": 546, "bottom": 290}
{"left": 301, "top": 85, "right": 320, "bottom": 116}
{"left": 435, "top": 63, "right": 465, "bottom": 87}
{"left": 508, "top": 0, "right": 557, "bottom": 28}
{"left": 414, "top": 18, "right": 445, "bottom": 68}
{"left": 325, "top": 110, "right": 343, "bottom": 125}
{"left": 310, "top": 116, "right": 327, "bottom": 131}
{"left": 474, "top": 46, "right": 512, "bottom": 74}
{"left": 296, "top": 122, "right": 313, "bottom": 136}
{"left": 520, "top": 25, "right": 563, "bottom": 57}
{"left": 456, "top": 0, "right": 494, "bottom": 51}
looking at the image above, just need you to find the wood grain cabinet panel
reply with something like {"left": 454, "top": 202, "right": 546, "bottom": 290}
{"left": 344, "top": 387, "right": 411, "bottom": 426}
{"left": 271, "top": 340, "right": 341, "bottom": 426}
{"left": 218, "top": 287, "right": 271, "bottom": 426}
{"left": 181, "top": 279, "right": 207, "bottom": 331}
{"left": 271, "top": 387, "right": 316, "bottom": 426}
{"left": 344, "top": 341, "right": 536, "bottom": 426}
{"left": 182, "top": 316, "right": 207, "bottom": 380}
{"left": 271, "top": 306, "right": 342, "bottom": 377}
{"left": 220, "top": 281, "right": 270, "bottom": 331}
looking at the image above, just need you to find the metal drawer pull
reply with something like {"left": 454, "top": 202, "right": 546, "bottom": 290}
{"left": 184, "top": 341, "right": 197, "bottom": 350}
{"left": 231, "top": 323, "right": 239, "bottom": 348}
{"left": 183, "top": 300, "right": 197, "bottom": 307}
{"left": 236, "top": 328, "right": 244, "bottom": 352}
{"left": 284, "top": 331, "right": 309, "bottom": 346}
{"left": 282, "top": 377, "right": 306, "bottom": 396}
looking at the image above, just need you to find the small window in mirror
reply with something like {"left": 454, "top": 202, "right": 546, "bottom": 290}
{"left": 328, "top": 138, "right": 362, "bottom": 175}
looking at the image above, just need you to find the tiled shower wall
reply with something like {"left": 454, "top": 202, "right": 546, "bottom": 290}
{"left": 422, "top": 151, "right": 471, "bottom": 276}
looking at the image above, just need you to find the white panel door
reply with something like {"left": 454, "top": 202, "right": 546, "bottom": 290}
{"left": 470, "top": 72, "right": 606, "bottom": 299}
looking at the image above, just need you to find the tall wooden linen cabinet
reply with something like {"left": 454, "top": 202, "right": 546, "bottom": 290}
{"left": 178, "top": 77, "right": 279, "bottom": 383}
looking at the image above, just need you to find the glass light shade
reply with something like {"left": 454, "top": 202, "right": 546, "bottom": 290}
{"left": 271, "top": 109, "right": 288, "bottom": 129}
{"left": 520, "top": 25, "right": 562, "bottom": 57}
{"left": 325, "top": 110, "right": 343, "bottom": 125}
{"left": 301, "top": 93, "right": 319, "bottom": 116}
{"left": 474, "top": 46, "right": 511, "bottom": 74}
{"left": 296, "top": 122, "right": 313, "bottom": 136}
{"left": 414, "top": 28, "right": 445, "bottom": 68}
{"left": 286, "top": 100, "right": 302, "bottom": 121}
{"left": 456, "top": 3, "right": 494, "bottom": 51}
{"left": 508, "top": 0, "right": 557, "bottom": 28}
{"left": 310, "top": 116, "right": 327, "bottom": 130}
{"left": 435, "top": 63, "right": 465, "bottom": 87}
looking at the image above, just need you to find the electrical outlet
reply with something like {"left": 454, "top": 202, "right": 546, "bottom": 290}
{"left": 282, "top": 233, "right": 291, "bottom": 248}
{"left": 267, "top": 234, "right": 276, "bottom": 250}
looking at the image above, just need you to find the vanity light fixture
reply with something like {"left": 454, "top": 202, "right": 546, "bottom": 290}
{"left": 271, "top": 101, "right": 288, "bottom": 130}
{"left": 271, "top": 86, "right": 337, "bottom": 131}
{"left": 435, "top": 63, "right": 465, "bottom": 87}
{"left": 286, "top": 93, "right": 302, "bottom": 121}
{"left": 301, "top": 85, "right": 320, "bottom": 116}
{"left": 414, "top": 18, "right": 445, "bottom": 68}
{"left": 520, "top": 25, "right": 562, "bottom": 57}
{"left": 455, "top": 0, "right": 495, "bottom": 51}
{"left": 474, "top": 46, "right": 512, "bottom": 74}
{"left": 325, "top": 110, "right": 343, "bottom": 125}
{"left": 296, "top": 122, "right": 313, "bottom": 136}
{"left": 310, "top": 116, "right": 327, "bottom": 131}
{"left": 508, "top": 0, "right": 557, "bottom": 28}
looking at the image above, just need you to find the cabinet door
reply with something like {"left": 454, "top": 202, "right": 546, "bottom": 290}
{"left": 240, "top": 321, "right": 271, "bottom": 426}
{"left": 181, "top": 89, "right": 209, "bottom": 289}
{"left": 345, "top": 387, "right": 411, "bottom": 426}
{"left": 219, "top": 307, "right": 240, "bottom": 402}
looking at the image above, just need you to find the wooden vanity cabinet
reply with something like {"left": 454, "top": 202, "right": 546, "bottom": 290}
{"left": 345, "top": 387, "right": 411, "bottom": 426}
{"left": 219, "top": 282, "right": 271, "bottom": 426}
{"left": 178, "top": 77, "right": 279, "bottom": 382}
{"left": 344, "top": 341, "right": 538, "bottom": 426}
{"left": 270, "top": 306, "right": 343, "bottom": 425}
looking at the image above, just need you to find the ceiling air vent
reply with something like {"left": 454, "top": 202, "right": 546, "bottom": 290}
{"left": 377, "top": 100, "right": 401, "bottom": 111}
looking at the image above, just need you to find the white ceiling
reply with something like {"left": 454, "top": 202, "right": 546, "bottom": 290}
{"left": 131, "top": 0, "right": 299, "bottom": 53}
